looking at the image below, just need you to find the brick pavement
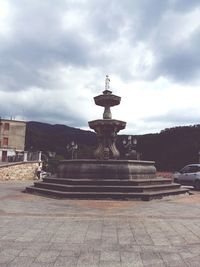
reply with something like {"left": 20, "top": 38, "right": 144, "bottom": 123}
{"left": 0, "top": 181, "right": 200, "bottom": 266}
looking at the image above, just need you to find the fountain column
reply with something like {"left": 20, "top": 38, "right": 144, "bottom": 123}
{"left": 88, "top": 75, "right": 126, "bottom": 160}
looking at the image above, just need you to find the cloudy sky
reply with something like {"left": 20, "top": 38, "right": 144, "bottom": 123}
{"left": 0, "top": 0, "right": 200, "bottom": 134}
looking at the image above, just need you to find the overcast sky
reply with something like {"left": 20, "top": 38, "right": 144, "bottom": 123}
{"left": 0, "top": 0, "right": 200, "bottom": 134}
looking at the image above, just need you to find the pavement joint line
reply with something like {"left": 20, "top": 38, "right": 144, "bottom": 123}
{"left": 1, "top": 213, "right": 200, "bottom": 220}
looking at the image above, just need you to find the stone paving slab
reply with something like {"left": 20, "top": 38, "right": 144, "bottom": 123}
{"left": 0, "top": 181, "right": 200, "bottom": 266}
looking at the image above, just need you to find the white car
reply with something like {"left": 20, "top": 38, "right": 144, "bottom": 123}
{"left": 173, "top": 164, "right": 200, "bottom": 190}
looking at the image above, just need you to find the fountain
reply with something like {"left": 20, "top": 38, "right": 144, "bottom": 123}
{"left": 26, "top": 76, "right": 188, "bottom": 200}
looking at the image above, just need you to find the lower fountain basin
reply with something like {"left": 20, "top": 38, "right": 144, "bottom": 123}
{"left": 57, "top": 159, "right": 156, "bottom": 180}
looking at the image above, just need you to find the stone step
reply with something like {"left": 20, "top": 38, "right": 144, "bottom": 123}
{"left": 34, "top": 181, "right": 181, "bottom": 193}
{"left": 25, "top": 186, "right": 189, "bottom": 201}
{"left": 43, "top": 177, "right": 172, "bottom": 186}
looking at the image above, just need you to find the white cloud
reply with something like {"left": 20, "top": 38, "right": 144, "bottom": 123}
{"left": 0, "top": 0, "right": 14, "bottom": 38}
{"left": 0, "top": 0, "right": 200, "bottom": 134}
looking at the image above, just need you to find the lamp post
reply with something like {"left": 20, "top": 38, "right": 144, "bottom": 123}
{"left": 123, "top": 135, "right": 138, "bottom": 159}
{"left": 66, "top": 141, "right": 78, "bottom": 159}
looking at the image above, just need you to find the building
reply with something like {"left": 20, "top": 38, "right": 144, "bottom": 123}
{"left": 0, "top": 118, "right": 26, "bottom": 162}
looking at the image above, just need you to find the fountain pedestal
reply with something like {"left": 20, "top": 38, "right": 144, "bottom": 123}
{"left": 88, "top": 86, "right": 126, "bottom": 160}
{"left": 89, "top": 119, "right": 126, "bottom": 159}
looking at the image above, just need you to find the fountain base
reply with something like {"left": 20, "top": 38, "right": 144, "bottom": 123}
{"left": 26, "top": 159, "right": 188, "bottom": 201}
{"left": 57, "top": 159, "right": 156, "bottom": 180}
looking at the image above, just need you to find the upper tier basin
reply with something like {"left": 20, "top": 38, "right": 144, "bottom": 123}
{"left": 94, "top": 94, "right": 121, "bottom": 107}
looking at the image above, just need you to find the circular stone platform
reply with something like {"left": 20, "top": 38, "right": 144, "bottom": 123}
{"left": 57, "top": 159, "right": 156, "bottom": 180}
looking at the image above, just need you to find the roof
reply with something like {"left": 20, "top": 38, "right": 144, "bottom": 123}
{"left": 0, "top": 118, "right": 26, "bottom": 124}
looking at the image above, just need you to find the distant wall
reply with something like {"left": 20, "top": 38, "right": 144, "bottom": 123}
{"left": 0, "top": 161, "right": 39, "bottom": 181}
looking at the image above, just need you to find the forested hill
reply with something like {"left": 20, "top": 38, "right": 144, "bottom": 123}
{"left": 25, "top": 121, "right": 200, "bottom": 171}
{"left": 25, "top": 121, "right": 96, "bottom": 158}
{"left": 134, "top": 125, "right": 200, "bottom": 171}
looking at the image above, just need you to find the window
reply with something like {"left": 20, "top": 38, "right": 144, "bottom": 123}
{"left": 3, "top": 137, "right": 8, "bottom": 146}
{"left": 4, "top": 123, "right": 10, "bottom": 131}
{"left": 180, "top": 166, "right": 190, "bottom": 173}
{"left": 182, "top": 165, "right": 200, "bottom": 173}
{"left": 190, "top": 166, "right": 200, "bottom": 173}
{"left": 187, "top": 166, "right": 196, "bottom": 173}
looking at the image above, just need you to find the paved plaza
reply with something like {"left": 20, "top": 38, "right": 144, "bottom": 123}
{"left": 0, "top": 181, "right": 200, "bottom": 266}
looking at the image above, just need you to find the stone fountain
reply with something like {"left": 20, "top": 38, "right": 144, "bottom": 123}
{"left": 26, "top": 76, "right": 188, "bottom": 200}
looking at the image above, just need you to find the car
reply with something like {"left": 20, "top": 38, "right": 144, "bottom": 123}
{"left": 173, "top": 164, "right": 200, "bottom": 190}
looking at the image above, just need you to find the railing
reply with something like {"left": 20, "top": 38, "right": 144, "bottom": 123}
{"left": 6, "top": 151, "right": 42, "bottom": 163}
{"left": 27, "top": 151, "right": 41, "bottom": 161}
{"left": 7, "top": 155, "right": 24, "bottom": 162}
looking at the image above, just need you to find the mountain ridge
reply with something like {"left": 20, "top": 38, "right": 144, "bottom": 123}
{"left": 25, "top": 121, "right": 200, "bottom": 171}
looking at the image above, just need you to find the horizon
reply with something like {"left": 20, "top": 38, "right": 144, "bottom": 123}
{"left": 25, "top": 119, "right": 200, "bottom": 136}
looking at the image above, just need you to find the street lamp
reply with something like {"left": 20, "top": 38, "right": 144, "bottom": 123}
{"left": 123, "top": 135, "right": 138, "bottom": 159}
{"left": 123, "top": 135, "right": 137, "bottom": 149}
{"left": 66, "top": 141, "right": 78, "bottom": 159}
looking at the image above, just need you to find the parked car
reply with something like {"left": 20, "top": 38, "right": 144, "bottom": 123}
{"left": 173, "top": 164, "right": 200, "bottom": 190}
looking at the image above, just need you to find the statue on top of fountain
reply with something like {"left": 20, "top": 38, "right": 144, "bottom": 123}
{"left": 105, "top": 74, "right": 111, "bottom": 91}
{"left": 88, "top": 75, "right": 126, "bottom": 160}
